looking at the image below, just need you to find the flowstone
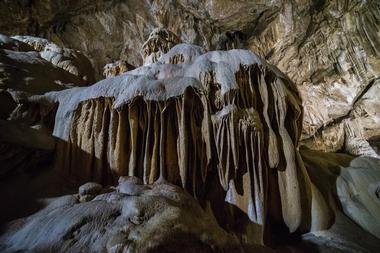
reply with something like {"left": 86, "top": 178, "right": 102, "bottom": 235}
{"left": 23, "top": 42, "right": 331, "bottom": 243}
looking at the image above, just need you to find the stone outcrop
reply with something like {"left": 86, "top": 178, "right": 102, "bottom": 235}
{"left": 246, "top": 0, "right": 380, "bottom": 157}
{"left": 0, "top": 178, "right": 242, "bottom": 253}
{"left": 301, "top": 147, "right": 380, "bottom": 249}
{"left": 301, "top": 78, "right": 380, "bottom": 157}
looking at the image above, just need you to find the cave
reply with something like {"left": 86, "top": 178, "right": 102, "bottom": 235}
{"left": 0, "top": 1, "right": 380, "bottom": 253}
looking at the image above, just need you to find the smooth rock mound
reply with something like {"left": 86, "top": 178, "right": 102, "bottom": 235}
{"left": 0, "top": 179, "right": 242, "bottom": 253}
{"left": 336, "top": 157, "right": 380, "bottom": 239}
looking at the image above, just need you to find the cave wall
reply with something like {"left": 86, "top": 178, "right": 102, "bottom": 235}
{"left": 1, "top": 2, "right": 380, "bottom": 250}
{"left": 1, "top": 0, "right": 379, "bottom": 156}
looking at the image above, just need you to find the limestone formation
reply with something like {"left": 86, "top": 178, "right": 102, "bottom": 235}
{"left": 78, "top": 182, "right": 103, "bottom": 201}
{"left": 336, "top": 157, "right": 380, "bottom": 239}
{"left": 0, "top": 34, "right": 33, "bottom": 51}
{"left": 2, "top": 0, "right": 379, "bottom": 155}
{"left": 12, "top": 35, "right": 95, "bottom": 84}
{"left": 0, "top": 34, "right": 95, "bottom": 179}
{"left": 16, "top": 44, "right": 333, "bottom": 245}
{"left": 301, "top": 148, "right": 380, "bottom": 252}
{"left": 103, "top": 60, "right": 135, "bottom": 78}
{"left": 1, "top": 1, "right": 380, "bottom": 252}
{"left": 0, "top": 34, "right": 94, "bottom": 94}
{"left": 0, "top": 178, "right": 242, "bottom": 253}
{"left": 0, "top": 96, "right": 57, "bottom": 176}
{"left": 302, "top": 78, "right": 380, "bottom": 157}
{"left": 142, "top": 28, "right": 181, "bottom": 65}
{"left": 262, "top": 0, "right": 380, "bottom": 157}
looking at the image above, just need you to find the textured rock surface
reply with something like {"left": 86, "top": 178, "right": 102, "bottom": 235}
{"left": 0, "top": 96, "right": 57, "bottom": 177}
{"left": 1, "top": 0, "right": 379, "bottom": 155}
{"left": 0, "top": 178, "right": 242, "bottom": 253}
{"left": 0, "top": 34, "right": 94, "bottom": 178}
{"left": 12, "top": 35, "right": 95, "bottom": 84}
{"left": 1, "top": 1, "right": 380, "bottom": 252}
{"left": 142, "top": 28, "right": 181, "bottom": 65}
{"left": 103, "top": 60, "right": 135, "bottom": 78}
{"left": 0, "top": 34, "right": 95, "bottom": 95}
{"left": 19, "top": 44, "right": 333, "bottom": 245}
{"left": 247, "top": 0, "right": 380, "bottom": 157}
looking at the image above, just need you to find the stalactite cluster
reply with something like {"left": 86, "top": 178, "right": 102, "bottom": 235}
{"left": 48, "top": 44, "right": 331, "bottom": 242}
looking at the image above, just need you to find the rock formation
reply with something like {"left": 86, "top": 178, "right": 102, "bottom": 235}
{"left": 301, "top": 148, "right": 380, "bottom": 249}
{"left": 1, "top": 0, "right": 379, "bottom": 156}
{"left": 336, "top": 157, "right": 380, "bottom": 239}
{"left": 103, "top": 60, "right": 135, "bottom": 78}
{"left": 142, "top": 28, "right": 181, "bottom": 65}
{"left": 0, "top": 34, "right": 92, "bottom": 95}
{"left": 0, "top": 34, "right": 94, "bottom": 178}
{"left": 1, "top": 1, "right": 380, "bottom": 252}
{"left": 0, "top": 177, "right": 242, "bottom": 253}
{"left": 12, "top": 35, "right": 95, "bottom": 84}
{"left": 4, "top": 40, "right": 333, "bottom": 246}
{"left": 250, "top": 0, "right": 380, "bottom": 157}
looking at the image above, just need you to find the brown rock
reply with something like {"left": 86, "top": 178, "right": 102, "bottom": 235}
{"left": 103, "top": 60, "right": 135, "bottom": 78}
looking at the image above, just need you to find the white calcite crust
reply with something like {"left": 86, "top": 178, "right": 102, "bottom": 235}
{"left": 41, "top": 44, "right": 289, "bottom": 141}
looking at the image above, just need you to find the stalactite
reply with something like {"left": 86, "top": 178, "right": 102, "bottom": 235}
{"left": 43, "top": 45, "right": 333, "bottom": 243}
